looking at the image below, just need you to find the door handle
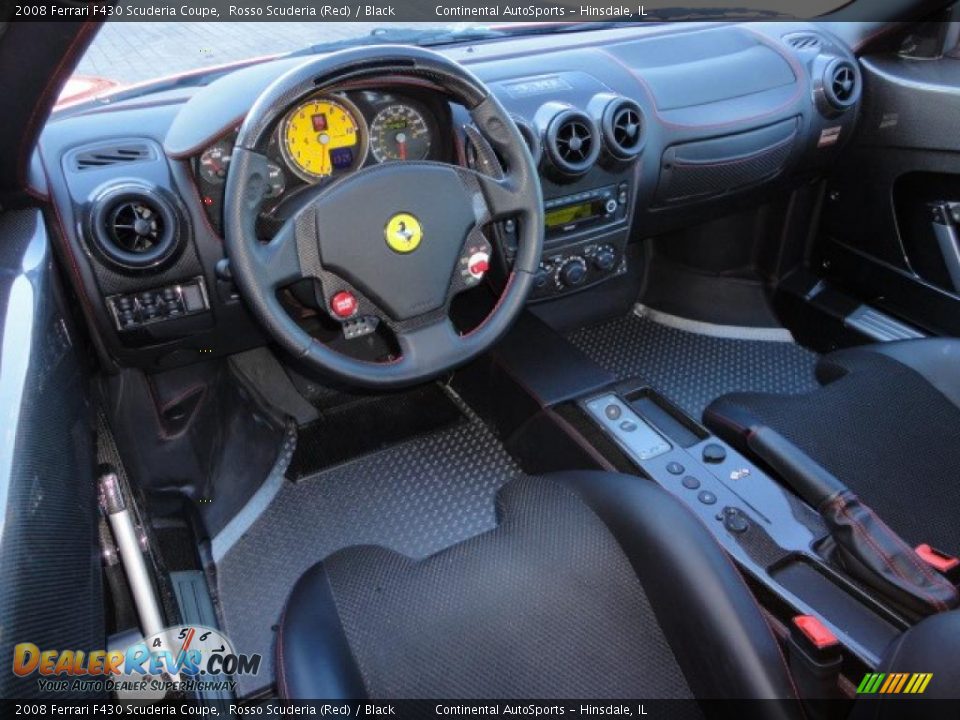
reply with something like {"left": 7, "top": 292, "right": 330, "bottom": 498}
{"left": 929, "top": 201, "right": 960, "bottom": 293}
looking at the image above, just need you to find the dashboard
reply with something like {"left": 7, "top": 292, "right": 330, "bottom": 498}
{"left": 36, "top": 21, "right": 865, "bottom": 371}
{"left": 192, "top": 87, "right": 453, "bottom": 236}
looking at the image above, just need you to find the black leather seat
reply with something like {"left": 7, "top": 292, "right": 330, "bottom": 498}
{"left": 705, "top": 339, "right": 960, "bottom": 557}
{"left": 852, "top": 610, "right": 960, "bottom": 718}
{"left": 276, "top": 472, "right": 800, "bottom": 702}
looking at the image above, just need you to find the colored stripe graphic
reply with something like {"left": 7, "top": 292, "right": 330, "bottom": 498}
{"left": 878, "top": 675, "right": 894, "bottom": 694}
{"left": 857, "top": 672, "right": 932, "bottom": 694}
{"left": 893, "top": 673, "right": 909, "bottom": 693}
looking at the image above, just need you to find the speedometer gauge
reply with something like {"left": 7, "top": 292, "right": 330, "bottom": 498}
{"left": 370, "top": 104, "right": 432, "bottom": 163}
{"left": 280, "top": 96, "right": 366, "bottom": 181}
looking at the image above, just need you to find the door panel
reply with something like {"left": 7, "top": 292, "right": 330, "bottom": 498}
{"left": 816, "top": 39, "right": 960, "bottom": 336}
{"left": 0, "top": 209, "right": 103, "bottom": 699}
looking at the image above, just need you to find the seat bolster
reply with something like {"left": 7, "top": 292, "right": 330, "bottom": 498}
{"left": 845, "top": 339, "right": 960, "bottom": 409}
{"left": 554, "top": 471, "right": 800, "bottom": 709}
{"left": 276, "top": 563, "right": 368, "bottom": 700}
{"left": 877, "top": 610, "right": 960, "bottom": 700}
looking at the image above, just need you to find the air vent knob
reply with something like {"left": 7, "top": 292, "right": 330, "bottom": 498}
{"left": 134, "top": 217, "right": 152, "bottom": 236}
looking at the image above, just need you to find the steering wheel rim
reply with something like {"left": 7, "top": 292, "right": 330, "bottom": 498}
{"left": 224, "top": 46, "right": 543, "bottom": 388}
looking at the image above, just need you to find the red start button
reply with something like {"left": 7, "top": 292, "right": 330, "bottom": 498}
{"left": 468, "top": 252, "right": 490, "bottom": 279}
{"left": 330, "top": 291, "right": 358, "bottom": 319}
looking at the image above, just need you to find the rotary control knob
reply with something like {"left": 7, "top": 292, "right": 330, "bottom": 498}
{"left": 556, "top": 257, "right": 588, "bottom": 288}
{"left": 593, "top": 245, "right": 617, "bottom": 272}
{"left": 533, "top": 265, "right": 551, "bottom": 290}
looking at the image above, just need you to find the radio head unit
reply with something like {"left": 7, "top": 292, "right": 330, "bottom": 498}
{"left": 543, "top": 183, "right": 628, "bottom": 239}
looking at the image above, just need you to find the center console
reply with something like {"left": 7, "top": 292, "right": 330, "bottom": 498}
{"left": 454, "top": 312, "right": 954, "bottom": 697}
{"left": 465, "top": 73, "right": 645, "bottom": 303}
{"left": 500, "top": 178, "right": 634, "bottom": 301}
{"left": 572, "top": 381, "right": 905, "bottom": 669}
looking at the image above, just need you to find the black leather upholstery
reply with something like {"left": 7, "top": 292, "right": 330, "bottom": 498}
{"left": 705, "top": 339, "right": 960, "bottom": 556}
{"left": 276, "top": 564, "right": 366, "bottom": 700}
{"left": 877, "top": 610, "right": 960, "bottom": 699}
{"left": 277, "top": 472, "right": 800, "bottom": 707}
{"left": 554, "top": 472, "right": 800, "bottom": 703}
{"left": 849, "top": 611, "right": 960, "bottom": 720}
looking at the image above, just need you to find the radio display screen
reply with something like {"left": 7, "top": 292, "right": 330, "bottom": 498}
{"left": 545, "top": 200, "right": 599, "bottom": 229}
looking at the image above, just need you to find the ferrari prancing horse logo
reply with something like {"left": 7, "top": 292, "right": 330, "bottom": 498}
{"left": 385, "top": 213, "right": 422, "bottom": 254}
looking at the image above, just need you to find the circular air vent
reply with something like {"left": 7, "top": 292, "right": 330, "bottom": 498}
{"left": 545, "top": 109, "right": 601, "bottom": 177}
{"left": 601, "top": 97, "right": 645, "bottom": 161}
{"left": 822, "top": 58, "right": 860, "bottom": 112}
{"left": 88, "top": 184, "right": 181, "bottom": 270}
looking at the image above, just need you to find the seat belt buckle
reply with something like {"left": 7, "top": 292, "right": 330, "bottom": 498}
{"left": 915, "top": 544, "right": 960, "bottom": 583}
{"left": 793, "top": 615, "right": 840, "bottom": 653}
{"left": 787, "top": 615, "right": 843, "bottom": 702}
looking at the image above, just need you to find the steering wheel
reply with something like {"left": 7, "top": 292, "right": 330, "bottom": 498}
{"left": 224, "top": 46, "right": 544, "bottom": 388}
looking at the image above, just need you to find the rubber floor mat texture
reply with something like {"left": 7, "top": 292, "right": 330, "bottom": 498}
{"left": 216, "top": 413, "right": 522, "bottom": 696}
{"left": 568, "top": 313, "right": 819, "bottom": 420}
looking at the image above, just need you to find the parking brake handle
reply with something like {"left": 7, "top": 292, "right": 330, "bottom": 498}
{"left": 747, "top": 426, "right": 959, "bottom": 619}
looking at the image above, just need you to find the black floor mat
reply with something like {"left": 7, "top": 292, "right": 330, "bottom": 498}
{"left": 568, "top": 312, "right": 819, "bottom": 420}
{"left": 215, "top": 401, "right": 522, "bottom": 696}
{"left": 287, "top": 383, "right": 464, "bottom": 479}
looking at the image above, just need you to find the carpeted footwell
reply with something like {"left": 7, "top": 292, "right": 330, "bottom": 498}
{"left": 567, "top": 312, "right": 820, "bottom": 420}
{"left": 215, "top": 408, "right": 522, "bottom": 696}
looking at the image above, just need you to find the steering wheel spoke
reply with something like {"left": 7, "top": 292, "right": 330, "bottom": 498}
{"left": 253, "top": 218, "right": 309, "bottom": 289}
{"left": 395, "top": 316, "right": 462, "bottom": 369}
{"left": 464, "top": 168, "right": 528, "bottom": 222}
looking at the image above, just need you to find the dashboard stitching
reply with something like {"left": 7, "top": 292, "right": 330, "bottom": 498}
{"left": 597, "top": 35, "right": 805, "bottom": 132}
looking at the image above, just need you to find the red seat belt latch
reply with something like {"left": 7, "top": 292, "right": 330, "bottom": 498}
{"left": 915, "top": 544, "right": 960, "bottom": 574}
{"left": 792, "top": 614, "right": 839, "bottom": 650}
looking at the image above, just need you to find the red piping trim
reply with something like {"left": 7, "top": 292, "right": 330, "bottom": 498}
{"left": 596, "top": 29, "right": 805, "bottom": 133}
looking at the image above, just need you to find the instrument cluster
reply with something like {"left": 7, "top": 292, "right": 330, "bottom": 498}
{"left": 193, "top": 88, "right": 449, "bottom": 237}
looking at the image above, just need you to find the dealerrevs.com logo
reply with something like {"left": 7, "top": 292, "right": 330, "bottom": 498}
{"left": 12, "top": 625, "right": 260, "bottom": 699}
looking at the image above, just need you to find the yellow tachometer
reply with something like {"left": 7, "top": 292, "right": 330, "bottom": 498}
{"left": 280, "top": 97, "right": 365, "bottom": 181}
